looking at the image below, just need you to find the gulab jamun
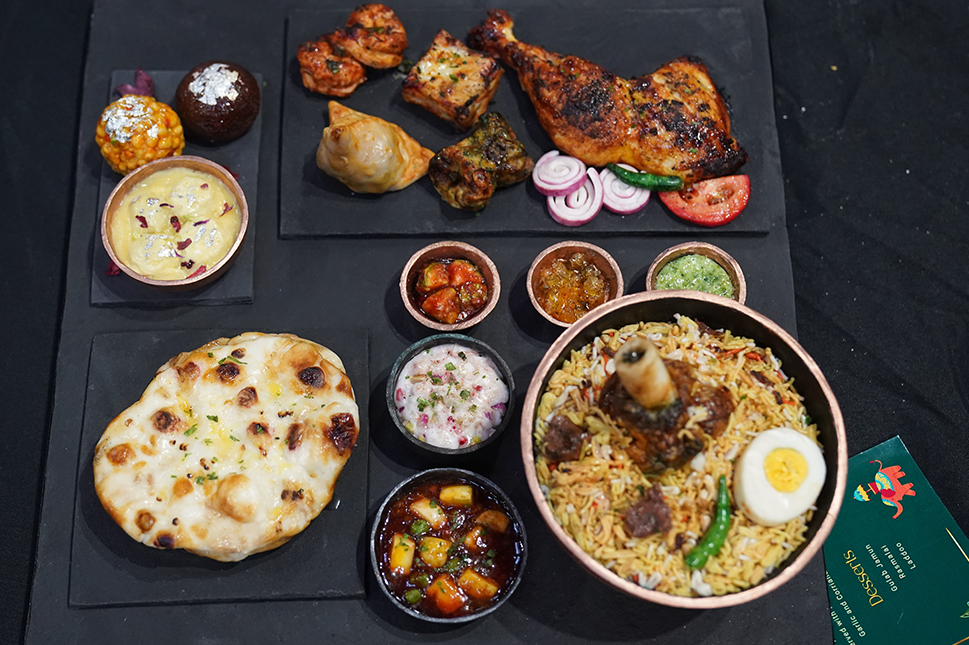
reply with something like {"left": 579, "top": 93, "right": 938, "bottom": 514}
{"left": 176, "top": 61, "right": 260, "bottom": 144}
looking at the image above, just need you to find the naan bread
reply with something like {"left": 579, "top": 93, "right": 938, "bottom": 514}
{"left": 93, "top": 332, "right": 359, "bottom": 562}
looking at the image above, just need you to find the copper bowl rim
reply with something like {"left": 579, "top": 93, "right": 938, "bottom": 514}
{"left": 519, "top": 291, "right": 848, "bottom": 608}
{"left": 399, "top": 241, "right": 500, "bottom": 331}
{"left": 526, "top": 240, "right": 625, "bottom": 328}
{"left": 100, "top": 155, "right": 249, "bottom": 290}
{"left": 645, "top": 241, "right": 747, "bottom": 305}
{"left": 369, "top": 467, "right": 528, "bottom": 623}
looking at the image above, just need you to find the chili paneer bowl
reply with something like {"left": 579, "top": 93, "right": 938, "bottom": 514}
{"left": 520, "top": 292, "right": 847, "bottom": 608}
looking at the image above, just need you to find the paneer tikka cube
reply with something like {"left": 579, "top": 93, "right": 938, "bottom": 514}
{"left": 402, "top": 30, "right": 503, "bottom": 130}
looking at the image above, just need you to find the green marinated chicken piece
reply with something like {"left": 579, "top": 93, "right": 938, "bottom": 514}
{"left": 429, "top": 112, "right": 534, "bottom": 212}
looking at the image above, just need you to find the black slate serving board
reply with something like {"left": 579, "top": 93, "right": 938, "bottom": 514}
{"left": 279, "top": 6, "right": 781, "bottom": 237}
{"left": 69, "top": 328, "right": 369, "bottom": 606}
{"left": 90, "top": 70, "right": 262, "bottom": 306}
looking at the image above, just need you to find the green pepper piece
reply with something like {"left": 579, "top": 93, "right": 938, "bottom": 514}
{"left": 684, "top": 475, "right": 731, "bottom": 570}
{"left": 606, "top": 163, "right": 684, "bottom": 192}
{"left": 410, "top": 519, "right": 431, "bottom": 536}
{"left": 404, "top": 589, "right": 423, "bottom": 604}
{"left": 409, "top": 572, "right": 431, "bottom": 588}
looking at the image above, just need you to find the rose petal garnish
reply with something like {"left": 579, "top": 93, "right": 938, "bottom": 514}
{"left": 104, "top": 260, "right": 121, "bottom": 276}
{"left": 135, "top": 215, "right": 148, "bottom": 228}
{"left": 221, "top": 202, "right": 233, "bottom": 216}
{"left": 170, "top": 216, "right": 181, "bottom": 232}
{"left": 113, "top": 68, "right": 155, "bottom": 97}
{"left": 187, "top": 264, "right": 207, "bottom": 278}
{"left": 200, "top": 183, "right": 209, "bottom": 189}
{"left": 193, "top": 219, "right": 209, "bottom": 226}
{"left": 177, "top": 238, "right": 192, "bottom": 250}
{"left": 180, "top": 259, "right": 195, "bottom": 270}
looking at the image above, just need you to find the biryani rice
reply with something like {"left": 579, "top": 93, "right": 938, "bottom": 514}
{"left": 534, "top": 315, "right": 820, "bottom": 597}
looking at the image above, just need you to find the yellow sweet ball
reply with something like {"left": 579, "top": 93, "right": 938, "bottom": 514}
{"left": 95, "top": 95, "right": 185, "bottom": 175}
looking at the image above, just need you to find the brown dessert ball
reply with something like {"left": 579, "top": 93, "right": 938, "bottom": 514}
{"left": 176, "top": 61, "right": 260, "bottom": 143}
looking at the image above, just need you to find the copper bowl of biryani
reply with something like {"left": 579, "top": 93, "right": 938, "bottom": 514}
{"left": 526, "top": 241, "right": 624, "bottom": 328}
{"left": 645, "top": 242, "right": 746, "bottom": 305}
{"left": 101, "top": 155, "right": 248, "bottom": 290}
{"left": 400, "top": 241, "right": 500, "bottom": 332}
{"left": 520, "top": 291, "right": 846, "bottom": 608}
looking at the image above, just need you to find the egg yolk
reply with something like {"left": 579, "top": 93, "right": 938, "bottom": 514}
{"left": 763, "top": 448, "right": 808, "bottom": 492}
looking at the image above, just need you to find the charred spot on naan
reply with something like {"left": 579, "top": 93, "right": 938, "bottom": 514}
{"left": 326, "top": 412, "right": 358, "bottom": 455}
{"left": 151, "top": 409, "right": 182, "bottom": 433}
{"left": 135, "top": 510, "right": 156, "bottom": 533}
{"left": 173, "top": 477, "right": 194, "bottom": 497}
{"left": 176, "top": 361, "right": 201, "bottom": 382}
{"left": 237, "top": 386, "right": 258, "bottom": 408}
{"left": 214, "top": 361, "right": 242, "bottom": 383}
{"left": 106, "top": 443, "right": 135, "bottom": 465}
{"left": 286, "top": 423, "right": 304, "bottom": 451}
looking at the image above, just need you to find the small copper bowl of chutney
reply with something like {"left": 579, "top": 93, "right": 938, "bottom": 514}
{"left": 400, "top": 241, "right": 500, "bottom": 332}
{"left": 646, "top": 242, "right": 746, "bottom": 305}
{"left": 527, "top": 241, "right": 624, "bottom": 328}
{"left": 370, "top": 468, "right": 527, "bottom": 623}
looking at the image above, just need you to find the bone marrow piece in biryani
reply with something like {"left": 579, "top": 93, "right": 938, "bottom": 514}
{"left": 534, "top": 317, "right": 826, "bottom": 597}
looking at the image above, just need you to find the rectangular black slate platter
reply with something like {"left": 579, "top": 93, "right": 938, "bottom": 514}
{"left": 26, "top": 0, "right": 832, "bottom": 643}
{"left": 90, "top": 70, "right": 261, "bottom": 306}
{"left": 69, "top": 327, "right": 370, "bottom": 606}
{"left": 279, "top": 5, "right": 780, "bottom": 238}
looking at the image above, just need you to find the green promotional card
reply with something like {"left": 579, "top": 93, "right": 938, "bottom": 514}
{"left": 825, "top": 436, "right": 969, "bottom": 644}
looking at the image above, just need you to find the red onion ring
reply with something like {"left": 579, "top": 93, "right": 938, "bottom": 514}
{"left": 600, "top": 163, "right": 651, "bottom": 214}
{"left": 532, "top": 150, "right": 588, "bottom": 197}
{"left": 547, "top": 168, "right": 603, "bottom": 226}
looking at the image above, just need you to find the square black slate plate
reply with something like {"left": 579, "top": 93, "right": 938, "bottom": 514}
{"left": 280, "top": 6, "right": 780, "bottom": 237}
{"left": 90, "top": 70, "right": 262, "bottom": 306}
{"left": 69, "top": 328, "right": 369, "bottom": 607}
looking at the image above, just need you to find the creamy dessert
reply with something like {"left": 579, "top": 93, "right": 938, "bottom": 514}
{"left": 109, "top": 166, "right": 241, "bottom": 281}
{"left": 393, "top": 343, "right": 508, "bottom": 449}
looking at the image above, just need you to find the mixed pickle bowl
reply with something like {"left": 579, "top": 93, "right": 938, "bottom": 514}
{"left": 399, "top": 241, "right": 500, "bottom": 331}
{"left": 526, "top": 240, "right": 625, "bottom": 328}
{"left": 519, "top": 291, "right": 847, "bottom": 608}
{"left": 386, "top": 334, "right": 516, "bottom": 460}
{"left": 369, "top": 468, "right": 528, "bottom": 623}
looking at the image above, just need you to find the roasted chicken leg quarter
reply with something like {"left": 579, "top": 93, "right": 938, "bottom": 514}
{"left": 468, "top": 10, "right": 747, "bottom": 184}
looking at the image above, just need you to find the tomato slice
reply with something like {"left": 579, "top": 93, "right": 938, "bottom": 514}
{"left": 658, "top": 175, "right": 750, "bottom": 227}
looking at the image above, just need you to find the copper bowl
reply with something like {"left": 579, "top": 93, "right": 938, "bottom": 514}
{"left": 101, "top": 155, "right": 249, "bottom": 290}
{"left": 520, "top": 291, "right": 847, "bottom": 608}
{"left": 400, "top": 241, "right": 500, "bottom": 331}
{"left": 526, "top": 241, "right": 625, "bottom": 328}
{"left": 645, "top": 242, "right": 746, "bottom": 305}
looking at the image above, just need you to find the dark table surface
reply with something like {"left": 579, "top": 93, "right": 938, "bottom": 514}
{"left": 3, "top": 0, "right": 969, "bottom": 643}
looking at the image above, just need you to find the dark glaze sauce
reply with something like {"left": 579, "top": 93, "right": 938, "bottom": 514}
{"left": 375, "top": 477, "right": 524, "bottom": 619}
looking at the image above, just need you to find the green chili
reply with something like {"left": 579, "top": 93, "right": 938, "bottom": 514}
{"left": 606, "top": 163, "right": 684, "bottom": 192}
{"left": 684, "top": 475, "right": 731, "bottom": 570}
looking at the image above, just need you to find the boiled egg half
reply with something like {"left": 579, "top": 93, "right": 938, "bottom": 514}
{"left": 734, "top": 427, "right": 826, "bottom": 527}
